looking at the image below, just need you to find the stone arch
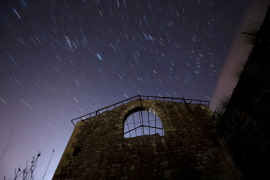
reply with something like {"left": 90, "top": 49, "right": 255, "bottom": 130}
{"left": 120, "top": 99, "right": 167, "bottom": 137}
{"left": 123, "top": 106, "right": 154, "bottom": 123}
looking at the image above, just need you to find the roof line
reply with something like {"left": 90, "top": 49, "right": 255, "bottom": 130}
{"left": 71, "top": 95, "right": 210, "bottom": 127}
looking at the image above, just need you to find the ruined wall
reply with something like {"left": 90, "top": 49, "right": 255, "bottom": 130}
{"left": 53, "top": 99, "right": 244, "bottom": 180}
{"left": 217, "top": 6, "right": 270, "bottom": 180}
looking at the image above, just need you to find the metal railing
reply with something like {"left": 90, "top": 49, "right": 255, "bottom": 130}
{"left": 71, "top": 95, "right": 210, "bottom": 126}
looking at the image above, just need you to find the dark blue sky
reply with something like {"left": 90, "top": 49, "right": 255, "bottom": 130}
{"left": 0, "top": 0, "right": 263, "bottom": 179}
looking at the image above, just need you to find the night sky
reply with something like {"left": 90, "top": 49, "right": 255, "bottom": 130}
{"left": 0, "top": 0, "right": 268, "bottom": 179}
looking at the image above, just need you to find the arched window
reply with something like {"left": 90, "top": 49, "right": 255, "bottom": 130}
{"left": 124, "top": 110, "right": 164, "bottom": 138}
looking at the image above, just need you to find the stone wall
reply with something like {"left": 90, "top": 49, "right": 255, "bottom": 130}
{"left": 217, "top": 5, "right": 270, "bottom": 180}
{"left": 53, "top": 99, "right": 244, "bottom": 179}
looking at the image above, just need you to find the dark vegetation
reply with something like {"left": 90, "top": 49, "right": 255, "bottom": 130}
{"left": 214, "top": 22, "right": 262, "bottom": 122}
{"left": 2, "top": 148, "right": 55, "bottom": 180}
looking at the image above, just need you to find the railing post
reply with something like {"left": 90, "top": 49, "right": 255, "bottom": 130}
{"left": 182, "top": 97, "right": 192, "bottom": 114}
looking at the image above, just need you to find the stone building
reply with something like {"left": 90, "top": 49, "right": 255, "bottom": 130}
{"left": 52, "top": 5, "right": 270, "bottom": 180}
{"left": 52, "top": 96, "right": 245, "bottom": 180}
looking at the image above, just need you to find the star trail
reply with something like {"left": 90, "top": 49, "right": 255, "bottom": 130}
{"left": 0, "top": 0, "right": 252, "bottom": 179}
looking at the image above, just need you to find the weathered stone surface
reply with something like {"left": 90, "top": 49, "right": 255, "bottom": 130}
{"left": 53, "top": 99, "right": 244, "bottom": 180}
